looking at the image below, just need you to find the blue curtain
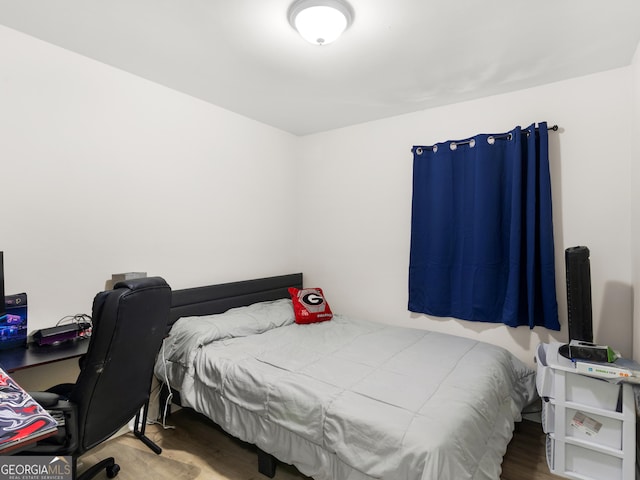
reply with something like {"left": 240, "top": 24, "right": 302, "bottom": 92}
{"left": 409, "top": 122, "right": 559, "bottom": 330}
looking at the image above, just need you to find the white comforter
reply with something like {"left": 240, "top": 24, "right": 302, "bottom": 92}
{"left": 155, "top": 299, "right": 536, "bottom": 480}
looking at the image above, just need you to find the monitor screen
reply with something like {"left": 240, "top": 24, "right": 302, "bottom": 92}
{"left": 0, "top": 251, "right": 5, "bottom": 322}
{"left": 0, "top": 252, "right": 7, "bottom": 321}
{"left": 0, "top": 253, "right": 28, "bottom": 350}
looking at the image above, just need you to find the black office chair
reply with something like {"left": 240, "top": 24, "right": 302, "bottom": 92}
{"left": 24, "top": 277, "right": 171, "bottom": 480}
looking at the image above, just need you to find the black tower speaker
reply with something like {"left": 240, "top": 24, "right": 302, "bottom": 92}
{"left": 565, "top": 246, "right": 593, "bottom": 343}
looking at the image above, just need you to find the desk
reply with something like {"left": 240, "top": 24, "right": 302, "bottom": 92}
{"left": 0, "top": 339, "right": 89, "bottom": 373}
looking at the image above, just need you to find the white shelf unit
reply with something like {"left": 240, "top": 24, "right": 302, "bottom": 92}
{"left": 536, "top": 343, "right": 636, "bottom": 480}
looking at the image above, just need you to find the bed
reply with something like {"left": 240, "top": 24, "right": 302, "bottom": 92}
{"left": 154, "top": 273, "right": 536, "bottom": 480}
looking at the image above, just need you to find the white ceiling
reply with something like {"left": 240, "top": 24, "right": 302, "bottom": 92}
{"left": 2, "top": 0, "right": 640, "bottom": 136}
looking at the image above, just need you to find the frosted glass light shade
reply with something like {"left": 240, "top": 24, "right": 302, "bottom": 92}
{"left": 288, "top": 0, "right": 353, "bottom": 45}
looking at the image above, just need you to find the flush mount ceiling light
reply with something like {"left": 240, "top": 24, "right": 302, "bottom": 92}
{"left": 288, "top": 0, "right": 354, "bottom": 46}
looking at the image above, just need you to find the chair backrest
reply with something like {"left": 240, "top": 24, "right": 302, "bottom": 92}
{"left": 69, "top": 277, "right": 171, "bottom": 452}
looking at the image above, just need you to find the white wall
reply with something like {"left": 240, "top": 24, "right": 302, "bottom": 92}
{"left": 2, "top": 23, "right": 637, "bottom": 385}
{"left": 297, "top": 67, "right": 634, "bottom": 366}
{"left": 632, "top": 42, "right": 640, "bottom": 362}
{"left": 0, "top": 25, "right": 299, "bottom": 336}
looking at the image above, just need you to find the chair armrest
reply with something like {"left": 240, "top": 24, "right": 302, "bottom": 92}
{"left": 29, "top": 391, "right": 65, "bottom": 409}
{"left": 24, "top": 393, "right": 79, "bottom": 455}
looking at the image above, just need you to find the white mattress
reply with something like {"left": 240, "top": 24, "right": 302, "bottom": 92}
{"left": 155, "top": 299, "right": 536, "bottom": 480}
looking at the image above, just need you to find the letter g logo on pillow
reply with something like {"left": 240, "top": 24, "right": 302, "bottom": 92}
{"left": 302, "top": 292, "right": 325, "bottom": 308}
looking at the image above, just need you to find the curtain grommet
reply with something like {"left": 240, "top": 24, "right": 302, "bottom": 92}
{"left": 433, "top": 145, "right": 438, "bottom": 153}
{"left": 487, "top": 136, "right": 495, "bottom": 145}
{"left": 450, "top": 142, "right": 457, "bottom": 151}
{"left": 469, "top": 139, "right": 476, "bottom": 148}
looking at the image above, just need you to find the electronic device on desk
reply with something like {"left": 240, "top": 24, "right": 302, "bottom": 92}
{"left": 33, "top": 319, "right": 92, "bottom": 346}
{"left": 0, "top": 252, "right": 29, "bottom": 350}
{"left": 0, "top": 252, "right": 5, "bottom": 323}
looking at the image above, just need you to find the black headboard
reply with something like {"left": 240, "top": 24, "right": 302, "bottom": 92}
{"left": 169, "top": 273, "right": 303, "bottom": 326}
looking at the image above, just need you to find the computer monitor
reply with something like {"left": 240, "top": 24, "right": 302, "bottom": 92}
{"left": 0, "top": 252, "right": 28, "bottom": 349}
{"left": 0, "top": 252, "right": 6, "bottom": 322}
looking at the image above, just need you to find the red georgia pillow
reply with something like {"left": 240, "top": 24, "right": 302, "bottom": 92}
{"left": 288, "top": 287, "right": 333, "bottom": 324}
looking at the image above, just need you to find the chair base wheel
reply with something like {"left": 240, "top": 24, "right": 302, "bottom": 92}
{"left": 78, "top": 457, "right": 118, "bottom": 480}
{"left": 106, "top": 463, "right": 120, "bottom": 478}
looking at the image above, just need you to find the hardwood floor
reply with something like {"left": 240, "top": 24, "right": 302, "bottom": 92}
{"left": 83, "top": 409, "right": 564, "bottom": 480}
{"left": 500, "top": 418, "right": 564, "bottom": 480}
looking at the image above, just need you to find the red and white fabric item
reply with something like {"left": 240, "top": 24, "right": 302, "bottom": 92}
{"left": 288, "top": 287, "right": 333, "bottom": 324}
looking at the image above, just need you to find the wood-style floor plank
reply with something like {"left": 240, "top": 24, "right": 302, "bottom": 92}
{"left": 500, "top": 419, "right": 564, "bottom": 480}
{"left": 82, "top": 409, "right": 564, "bottom": 480}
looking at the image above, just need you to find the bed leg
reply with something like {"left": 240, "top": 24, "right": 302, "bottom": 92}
{"left": 257, "top": 449, "right": 277, "bottom": 478}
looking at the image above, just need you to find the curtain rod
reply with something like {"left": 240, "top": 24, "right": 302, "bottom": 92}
{"left": 413, "top": 124, "right": 559, "bottom": 154}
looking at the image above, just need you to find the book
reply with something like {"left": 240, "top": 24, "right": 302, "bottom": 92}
{"left": 0, "top": 366, "right": 58, "bottom": 453}
{"left": 575, "top": 356, "right": 640, "bottom": 383}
